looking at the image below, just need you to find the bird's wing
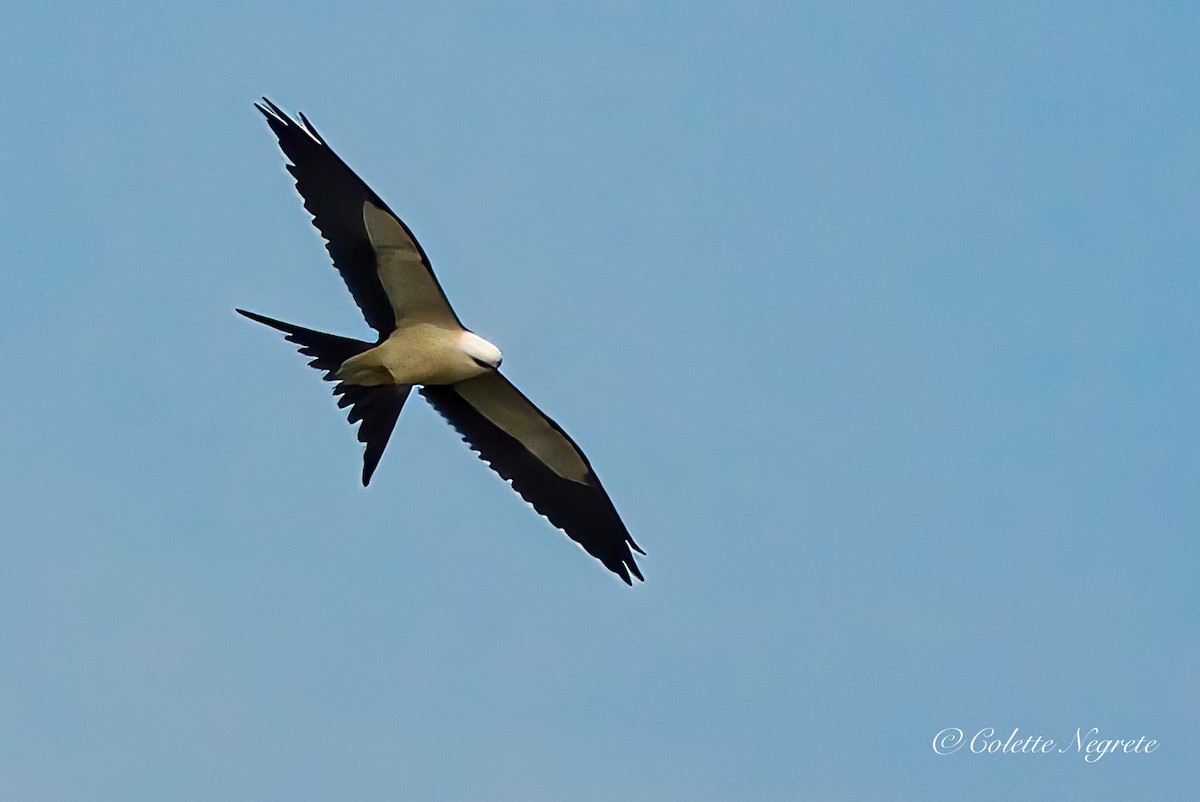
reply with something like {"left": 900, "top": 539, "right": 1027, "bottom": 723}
{"left": 256, "top": 98, "right": 462, "bottom": 336}
{"left": 420, "top": 371, "right": 644, "bottom": 583}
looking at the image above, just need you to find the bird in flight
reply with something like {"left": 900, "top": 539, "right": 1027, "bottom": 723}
{"left": 238, "top": 99, "right": 644, "bottom": 584}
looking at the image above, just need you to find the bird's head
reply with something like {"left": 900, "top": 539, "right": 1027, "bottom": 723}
{"left": 460, "top": 331, "right": 503, "bottom": 370}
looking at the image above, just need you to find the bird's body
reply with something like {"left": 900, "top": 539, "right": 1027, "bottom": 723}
{"left": 239, "top": 99, "right": 644, "bottom": 584}
{"left": 339, "top": 323, "right": 497, "bottom": 387}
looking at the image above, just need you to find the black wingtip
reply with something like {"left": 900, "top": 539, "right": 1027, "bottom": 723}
{"left": 255, "top": 98, "right": 324, "bottom": 144}
{"left": 257, "top": 97, "right": 285, "bottom": 120}
{"left": 296, "top": 110, "right": 325, "bottom": 144}
{"left": 627, "top": 563, "right": 644, "bottom": 583}
{"left": 605, "top": 548, "right": 643, "bottom": 585}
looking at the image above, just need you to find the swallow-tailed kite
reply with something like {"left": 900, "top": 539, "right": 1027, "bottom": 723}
{"left": 238, "top": 100, "right": 644, "bottom": 584}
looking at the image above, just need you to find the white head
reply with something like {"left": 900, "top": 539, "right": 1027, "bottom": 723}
{"left": 459, "top": 331, "right": 503, "bottom": 369}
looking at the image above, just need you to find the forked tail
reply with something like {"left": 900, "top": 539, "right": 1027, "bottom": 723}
{"left": 236, "top": 309, "right": 412, "bottom": 485}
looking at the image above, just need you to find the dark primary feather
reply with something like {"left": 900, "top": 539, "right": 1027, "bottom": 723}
{"left": 236, "top": 309, "right": 411, "bottom": 485}
{"left": 255, "top": 98, "right": 459, "bottom": 336}
{"left": 420, "top": 378, "right": 644, "bottom": 584}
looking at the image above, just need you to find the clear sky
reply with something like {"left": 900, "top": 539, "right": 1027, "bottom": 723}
{"left": 1, "top": 1, "right": 1196, "bottom": 799}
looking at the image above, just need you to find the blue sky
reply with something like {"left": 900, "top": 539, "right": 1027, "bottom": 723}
{"left": 1, "top": 1, "right": 1196, "bottom": 799}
